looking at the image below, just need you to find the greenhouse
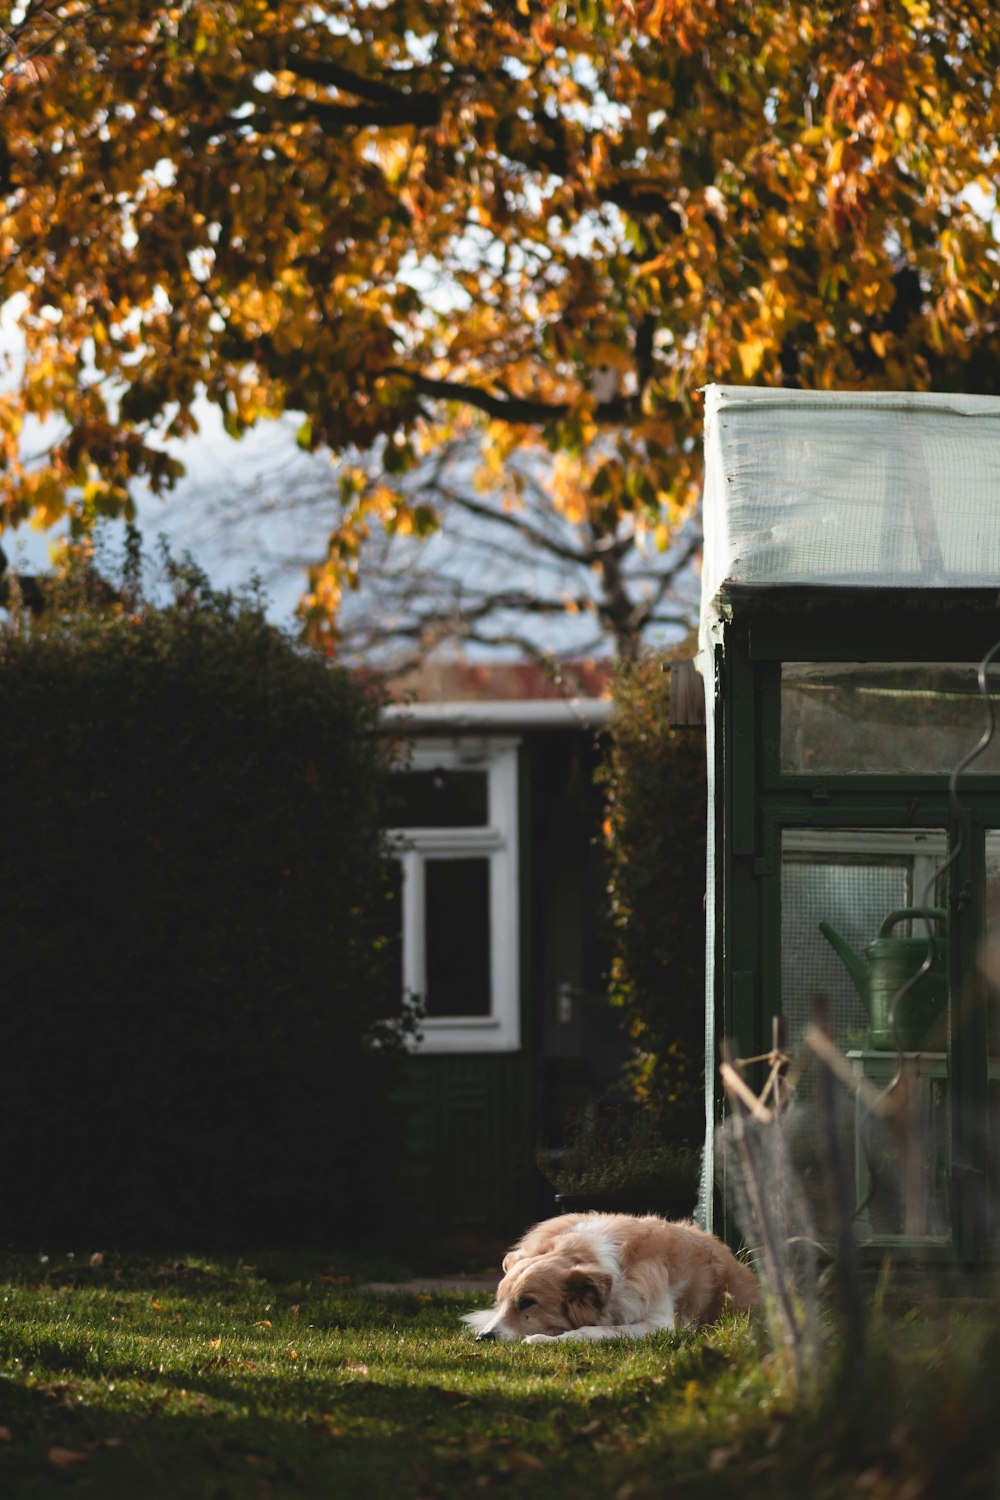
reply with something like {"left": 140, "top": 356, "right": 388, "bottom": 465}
{"left": 699, "top": 384, "right": 1000, "bottom": 1259}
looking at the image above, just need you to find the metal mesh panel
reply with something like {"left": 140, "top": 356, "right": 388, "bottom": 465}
{"left": 984, "top": 831, "right": 1000, "bottom": 1061}
{"left": 781, "top": 855, "right": 910, "bottom": 1052}
{"left": 700, "top": 385, "right": 1000, "bottom": 657}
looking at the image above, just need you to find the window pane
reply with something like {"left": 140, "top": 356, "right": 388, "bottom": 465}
{"left": 781, "top": 662, "right": 1000, "bottom": 775}
{"left": 781, "top": 829, "right": 951, "bottom": 1243}
{"left": 984, "top": 832, "right": 1000, "bottom": 1232}
{"left": 782, "top": 853, "right": 911, "bottom": 1052}
{"left": 985, "top": 832, "right": 1000, "bottom": 1062}
{"left": 390, "top": 769, "right": 488, "bottom": 827}
{"left": 425, "top": 858, "right": 491, "bottom": 1017}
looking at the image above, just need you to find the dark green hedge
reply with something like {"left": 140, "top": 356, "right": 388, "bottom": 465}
{"left": 599, "top": 648, "right": 707, "bottom": 1145}
{"left": 0, "top": 575, "right": 405, "bottom": 1249}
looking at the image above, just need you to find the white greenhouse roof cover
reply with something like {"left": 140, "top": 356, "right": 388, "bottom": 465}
{"left": 700, "top": 384, "right": 1000, "bottom": 643}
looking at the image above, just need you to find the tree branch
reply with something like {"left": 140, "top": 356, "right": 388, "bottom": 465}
{"left": 0, "top": 0, "right": 114, "bottom": 101}
{"left": 385, "top": 368, "right": 635, "bottom": 426}
{"left": 634, "top": 312, "right": 656, "bottom": 396}
{"left": 249, "top": 85, "right": 441, "bottom": 133}
{"left": 604, "top": 179, "right": 685, "bottom": 236}
{"left": 432, "top": 482, "right": 591, "bottom": 568}
{"left": 276, "top": 53, "right": 443, "bottom": 112}
{"left": 651, "top": 531, "right": 702, "bottom": 590}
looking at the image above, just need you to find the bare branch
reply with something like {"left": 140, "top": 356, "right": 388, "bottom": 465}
{"left": 0, "top": 0, "right": 113, "bottom": 104}
{"left": 432, "top": 483, "right": 591, "bottom": 568}
{"left": 385, "top": 369, "right": 636, "bottom": 427}
{"left": 276, "top": 54, "right": 435, "bottom": 107}
{"left": 248, "top": 86, "right": 441, "bottom": 133}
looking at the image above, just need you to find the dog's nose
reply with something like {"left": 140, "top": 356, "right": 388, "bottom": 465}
{"left": 475, "top": 1329, "right": 497, "bottom": 1342}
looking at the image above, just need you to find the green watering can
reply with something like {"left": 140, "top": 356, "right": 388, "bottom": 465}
{"left": 818, "top": 907, "right": 949, "bottom": 1051}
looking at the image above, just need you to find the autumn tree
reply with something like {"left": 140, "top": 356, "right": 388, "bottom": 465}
{"left": 1, "top": 1, "right": 997, "bottom": 648}
{"left": 334, "top": 437, "right": 701, "bottom": 667}
{"left": 158, "top": 424, "right": 700, "bottom": 668}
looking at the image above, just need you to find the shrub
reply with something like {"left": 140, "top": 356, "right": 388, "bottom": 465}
{"left": 599, "top": 645, "right": 707, "bottom": 1145}
{"left": 0, "top": 545, "right": 409, "bottom": 1248}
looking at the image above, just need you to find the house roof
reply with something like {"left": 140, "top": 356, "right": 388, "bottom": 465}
{"left": 380, "top": 697, "right": 613, "bottom": 733}
{"left": 379, "top": 655, "right": 612, "bottom": 703}
{"left": 375, "top": 654, "right": 613, "bottom": 732}
{"left": 700, "top": 385, "right": 1000, "bottom": 645}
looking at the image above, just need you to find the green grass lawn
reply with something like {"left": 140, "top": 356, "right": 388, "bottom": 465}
{"left": 0, "top": 1250, "right": 996, "bottom": 1498}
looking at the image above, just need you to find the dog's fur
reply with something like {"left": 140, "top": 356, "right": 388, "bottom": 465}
{"left": 462, "top": 1212, "right": 758, "bottom": 1344}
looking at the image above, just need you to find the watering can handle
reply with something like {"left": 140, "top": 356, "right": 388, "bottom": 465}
{"left": 877, "top": 907, "right": 948, "bottom": 938}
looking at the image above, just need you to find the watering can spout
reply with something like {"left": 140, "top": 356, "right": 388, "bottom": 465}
{"left": 818, "top": 922, "right": 870, "bottom": 1013}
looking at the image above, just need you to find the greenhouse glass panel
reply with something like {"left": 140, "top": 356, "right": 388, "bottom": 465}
{"left": 781, "top": 663, "right": 1000, "bottom": 775}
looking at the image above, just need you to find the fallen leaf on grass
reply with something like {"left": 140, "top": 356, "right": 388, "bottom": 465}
{"left": 37, "top": 1381, "right": 75, "bottom": 1405}
{"left": 308, "top": 1414, "right": 346, "bottom": 1439}
{"left": 466, "top": 1438, "right": 506, "bottom": 1458}
{"left": 244, "top": 1452, "right": 274, "bottom": 1469}
{"left": 505, "top": 1450, "right": 543, "bottom": 1474}
{"left": 707, "top": 1446, "right": 739, "bottom": 1472}
{"left": 49, "top": 1447, "right": 88, "bottom": 1468}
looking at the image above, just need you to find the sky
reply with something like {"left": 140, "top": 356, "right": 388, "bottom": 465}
{"left": 3, "top": 382, "right": 342, "bottom": 634}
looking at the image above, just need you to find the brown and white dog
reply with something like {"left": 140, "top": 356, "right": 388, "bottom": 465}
{"left": 463, "top": 1212, "right": 758, "bottom": 1344}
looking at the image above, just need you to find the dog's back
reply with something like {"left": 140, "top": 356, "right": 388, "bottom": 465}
{"left": 647, "top": 1217, "right": 758, "bottom": 1324}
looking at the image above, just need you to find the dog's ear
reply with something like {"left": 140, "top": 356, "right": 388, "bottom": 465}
{"left": 502, "top": 1248, "right": 526, "bottom": 1273}
{"left": 563, "top": 1265, "right": 612, "bottom": 1328}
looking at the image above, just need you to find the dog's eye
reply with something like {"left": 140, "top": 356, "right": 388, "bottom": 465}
{"left": 517, "top": 1296, "right": 536, "bottom": 1312}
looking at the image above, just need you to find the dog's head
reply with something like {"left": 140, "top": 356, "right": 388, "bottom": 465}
{"left": 461, "top": 1251, "right": 612, "bottom": 1342}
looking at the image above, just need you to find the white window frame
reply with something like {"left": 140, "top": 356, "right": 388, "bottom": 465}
{"left": 389, "top": 737, "right": 520, "bottom": 1053}
{"left": 782, "top": 827, "right": 946, "bottom": 901}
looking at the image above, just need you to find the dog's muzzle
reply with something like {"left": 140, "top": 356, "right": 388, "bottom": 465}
{"left": 475, "top": 1328, "right": 497, "bottom": 1341}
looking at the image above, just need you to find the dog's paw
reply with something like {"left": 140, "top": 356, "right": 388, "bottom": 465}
{"left": 522, "top": 1332, "right": 559, "bottom": 1345}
